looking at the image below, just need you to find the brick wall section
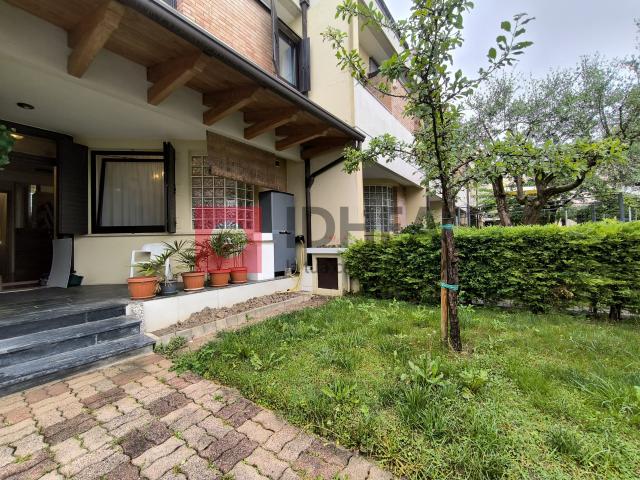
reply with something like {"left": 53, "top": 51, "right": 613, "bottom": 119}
{"left": 366, "top": 75, "right": 418, "bottom": 132}
{"left": 176, "top": 0, "right": 275, "bottom": 73}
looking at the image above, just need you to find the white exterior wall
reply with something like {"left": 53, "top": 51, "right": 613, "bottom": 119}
{"left": 353, "top": 84, "right": 422, "bottom": 186}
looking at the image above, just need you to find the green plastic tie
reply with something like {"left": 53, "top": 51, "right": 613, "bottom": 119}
{"left": 440, "top": 282, "right": 459, "bottom": 291}
{"left": 441, "top": 224, "right": 455, "bottom": 230}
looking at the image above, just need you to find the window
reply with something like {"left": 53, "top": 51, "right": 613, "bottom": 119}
{"left": 160, "top": 0, "right": 177, "bottom": 8}
{"left": 278, "top": 30, "right": 299, "bottom": 87}
{"left": 92, "top": 152, "right": 166, "bottom": 233}
{"left": 364, "top": 185, "right": 396, "bottom": 232}
{"left": 191, "top": 155, "right": 255, "bottom": 230}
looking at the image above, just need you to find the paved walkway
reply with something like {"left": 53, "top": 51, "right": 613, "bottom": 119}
{"left": 0, "top": 354, "right": 392, "bottom": 480}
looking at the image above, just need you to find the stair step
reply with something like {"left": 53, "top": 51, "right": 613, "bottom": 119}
{"left": 0, "top": 335, "right": 155, "bottom": 396}
{"left": 0, "top": 303, "right": 127, "bottom": 340}
{"left": 0, "top": 316, "right": 142, "bottom": 367}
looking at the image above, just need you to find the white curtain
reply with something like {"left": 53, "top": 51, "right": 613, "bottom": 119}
{"left": 100, "top": 161, "right": 164, "bottom": 226}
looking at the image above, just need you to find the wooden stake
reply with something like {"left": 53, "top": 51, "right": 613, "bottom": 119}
{"left": 440, "top": 230, "right": 448, "bottom": 344}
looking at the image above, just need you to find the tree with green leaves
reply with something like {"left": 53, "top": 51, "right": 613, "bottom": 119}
{"left": 322, "top": 0, "right": 533, "bottom": 351}
{"left": 469, "top": 52, "right": 638, "bottom": 225}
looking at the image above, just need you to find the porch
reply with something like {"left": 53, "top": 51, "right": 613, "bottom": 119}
{"left": 0, "top": 276, "right": 296, "bottom": 395}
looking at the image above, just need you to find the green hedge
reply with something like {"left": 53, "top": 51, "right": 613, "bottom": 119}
{"left": 342, "top": 222, "right": 640, "bottom": 314}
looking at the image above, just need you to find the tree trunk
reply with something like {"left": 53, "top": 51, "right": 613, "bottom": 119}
{"left": 609, "top": 304, "right": 622, "bottom": 322}
{"left": 441, "top": 201, "right": 462, "bottom": 351}
{"left": 522, "top": 200, "right": 544, "bottom": 225}
{"left": 491, "top": 177, "right": 512, "bottom": 227}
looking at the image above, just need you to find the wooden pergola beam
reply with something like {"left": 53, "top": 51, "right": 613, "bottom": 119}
{"left": 202, "top": 86, "right": 262, "bottom": 125}
{"left": 244, "top": 108, "right": 299, "bottom": 140}
{"left": 147, "top": 53, "right": 207, "bottom": 105}
{"left": 276, "top": 127, "right": 330, "bottom": 151}
{"left": 67, "top": 0, "right": 125, "bottom": 78}
{"left": 301, "top": 137, "right": 351, "bottom": 159}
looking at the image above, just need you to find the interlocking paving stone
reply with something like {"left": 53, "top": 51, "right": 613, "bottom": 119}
{"left": 103, "top": 461, "right": 141, "bottom": 480}
{"left": 120, "top": 420, "right": 172, "bottom": 459}
{"left": 3, "top": 355, "right": 393, "bottom": 480}
{"left": 263, "top": 425, "right": 298, "bottom": 454}
{"left": 245, "top": 446, "right": 289, "bottom": 479}
{"left": 81, "top": 387, "right": 127, "bottom": 410}
{"left": 214, "top": 436, "right": 259, "bottom": 473}
{"left": 306, "top": 438, "right": 352, "bottom": 466}
{"left": 147, "top": 392, "right": 190, "bottom": 418}
{"left": 216, "top": 398, "right": 262, "bottom": 428}
{"left": 277, "top": 432, "right": 314, "bottom": 462}
{"left": 180, "top": 454, "right": 220, "bottom": 480}
{"left": 229, "top": 462, "right": 270, "bottom": 480}
{"left": 0, "top": 449, "right": 56, "bottom": 480}
{"left": 11, "top": 432, "right": 46, "bottom": 457}
{"left": 199, "top": 415, "right": 232, "bottom": 439}
{"left": 293, "top": 451, "right": 341, "bottom": 480}
{"left": 42, "top": 413, "right": 97, "bottom": 445}
{"left": 341, "top": 455, "right": 374, "bottom": 480}
{"left": 238, "top": 419, "right": 273, "bottom": 444}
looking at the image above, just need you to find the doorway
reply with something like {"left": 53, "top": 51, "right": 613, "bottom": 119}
{"left": 0, "top": 134, "right": 56, "bottom": 290}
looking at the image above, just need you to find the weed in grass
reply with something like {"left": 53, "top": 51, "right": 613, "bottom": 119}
{"left": 546, "top": 426, "right": 584, "bottom": 463}
{"left": 154, "top": 336, "right": 187, "bottom": 358}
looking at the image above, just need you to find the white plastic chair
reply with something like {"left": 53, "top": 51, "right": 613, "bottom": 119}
{"left": 129, "top": 243, "right": 172, "bottom": 279}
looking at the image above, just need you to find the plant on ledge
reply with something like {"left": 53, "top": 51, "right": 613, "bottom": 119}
{"left": 228, "top": 230, "right": 249, "bottom": 284}
{"left": 208, "top": 230, "right": 234, "bottom": 287}
{"left": 172, "top": 240, "right": 208, "bottom": 291}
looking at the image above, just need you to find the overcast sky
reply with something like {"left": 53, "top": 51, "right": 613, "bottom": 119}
{"left": 385, "top": 0, "right": 639, "bottom": 78}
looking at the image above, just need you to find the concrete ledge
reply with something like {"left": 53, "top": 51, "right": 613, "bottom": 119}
{"left": 130, "top": 277, "right": 297, "bottom": 332}
{"left": 153, "top": 294, "right": 311, "bottom": 345}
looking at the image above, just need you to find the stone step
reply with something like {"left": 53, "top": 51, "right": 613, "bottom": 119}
{"left": 0, "top": 316, "right": 142, "bottom": 367}
{"left": 0, "top": 303, "right": 127, "bottom": 340}
{"left": 0, "top": 334, "right": 155, "bottom": 396}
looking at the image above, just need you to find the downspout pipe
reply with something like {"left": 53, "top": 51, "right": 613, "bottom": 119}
{"left": 119, "top": 0, "right": 363, "bottom": 142}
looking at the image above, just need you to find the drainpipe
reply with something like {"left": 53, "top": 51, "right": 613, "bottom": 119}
{"left": 304, "top": 158, "right": 313, "bottom": 266}
{"left": 300, "top": 0, "right": 309, "bottom": 38}
{"left": 299, "top": 0, "right": 311, "bottom": 94}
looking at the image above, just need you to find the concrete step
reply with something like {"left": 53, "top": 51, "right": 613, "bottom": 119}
{"left": 0, "top": 303, "right": 127, "bottom": 339}
{"left": 0, "top": 316, "right": 142, "bottom": 367}
{"left": 0, "top": 334, "right": 155, "bottom": 396}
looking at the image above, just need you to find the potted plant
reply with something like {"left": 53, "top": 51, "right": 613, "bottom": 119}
{"left": 208, "top": 230, "right": 234, "bottom": 287}
{"left": 173, "top": 240, "right": 207, "bottom": 291}
{"left": 228, "top": 230, "right": 249, "bottom": 284}
{"left": 127, "top": 262, "right": 160, "bottom": 300}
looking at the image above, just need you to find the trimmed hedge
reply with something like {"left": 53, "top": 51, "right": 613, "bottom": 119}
{"left": 342, "top": 221, "right": 640, "bottom": 313}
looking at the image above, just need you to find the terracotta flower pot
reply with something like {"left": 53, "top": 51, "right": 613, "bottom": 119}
{"left": 181, "top": 271, "right": 206, "bottom": 291}
{"left": 209, "top": 268, "right": 231, "bottom": 287}
{"left": 230, "top": 266, "right": 248, "bottom": 284}
{"left": 127, "top": 276, "right": 158, "bottom": 300}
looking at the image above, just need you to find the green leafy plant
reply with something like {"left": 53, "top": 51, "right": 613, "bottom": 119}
{"left": 343, "top": 221, "right": 640, "bottom": 315}
{"left": 249, "top": 351, "right": 284, "bottom": 371}
{"left": 459, "top": 368, "right": 489, "bottom": 399}
{"left": 154, "top": 336, "right": 187, "bottom": 358}
{"left": 228, "top": 230, "right": 249, "bottom": 267}
{"left": 208, "top": 230, "right": 235, "bottom": 270}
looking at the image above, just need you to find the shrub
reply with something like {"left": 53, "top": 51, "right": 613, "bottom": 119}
{"left": 343, "top": 221, "right": 640, "bottom": 314}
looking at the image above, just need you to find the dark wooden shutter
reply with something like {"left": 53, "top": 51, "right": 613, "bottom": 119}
{"left": 164, "top": 141, "right": 176, "bottom": 233}
{"left": 299, "top": 37, "right": 311, "bottom": 93}
{"left": 271, "top": 0, "right": 280, "bottom": 75}
{"left": 57, "top": 139, "right": 88, "bottom": 235}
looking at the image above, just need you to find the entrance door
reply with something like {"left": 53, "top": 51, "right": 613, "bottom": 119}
{"left": 0, "top": 138, "right": 56, "bottom": 289}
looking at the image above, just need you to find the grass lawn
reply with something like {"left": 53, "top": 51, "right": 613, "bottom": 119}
{"left": 175, "top": 297, "right": 640, "bottom": 479}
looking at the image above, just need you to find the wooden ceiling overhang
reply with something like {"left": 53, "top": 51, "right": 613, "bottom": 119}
{"left": 6, "top": 0, "right": 364, "bottom": 158}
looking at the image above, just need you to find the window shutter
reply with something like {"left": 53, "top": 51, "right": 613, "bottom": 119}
{"left": 163, "top": 141, "right": 176, "bottom": 233}
{"left": 57, "top": 139, "right": 88, "bottom": 235}
{"left": 299, "top": 37, "right": 311, "bottom": 93}
{"left": 271, "top": 0, "right": 280, "bottom": 75}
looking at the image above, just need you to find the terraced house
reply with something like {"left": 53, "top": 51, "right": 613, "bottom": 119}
{"left": 0, "top": 0, "right": 437, "bottom": 392}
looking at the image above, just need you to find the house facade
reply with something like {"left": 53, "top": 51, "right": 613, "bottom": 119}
{"left": 0, "top": 0, "right": 440, "bottom": 290}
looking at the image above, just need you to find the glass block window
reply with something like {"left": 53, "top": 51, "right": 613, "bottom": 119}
{"left": 191, "top": 155, "right": 255, "bottom": 230}
{"left": 364, "top": 185, "right": 396, "bottom": 232}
